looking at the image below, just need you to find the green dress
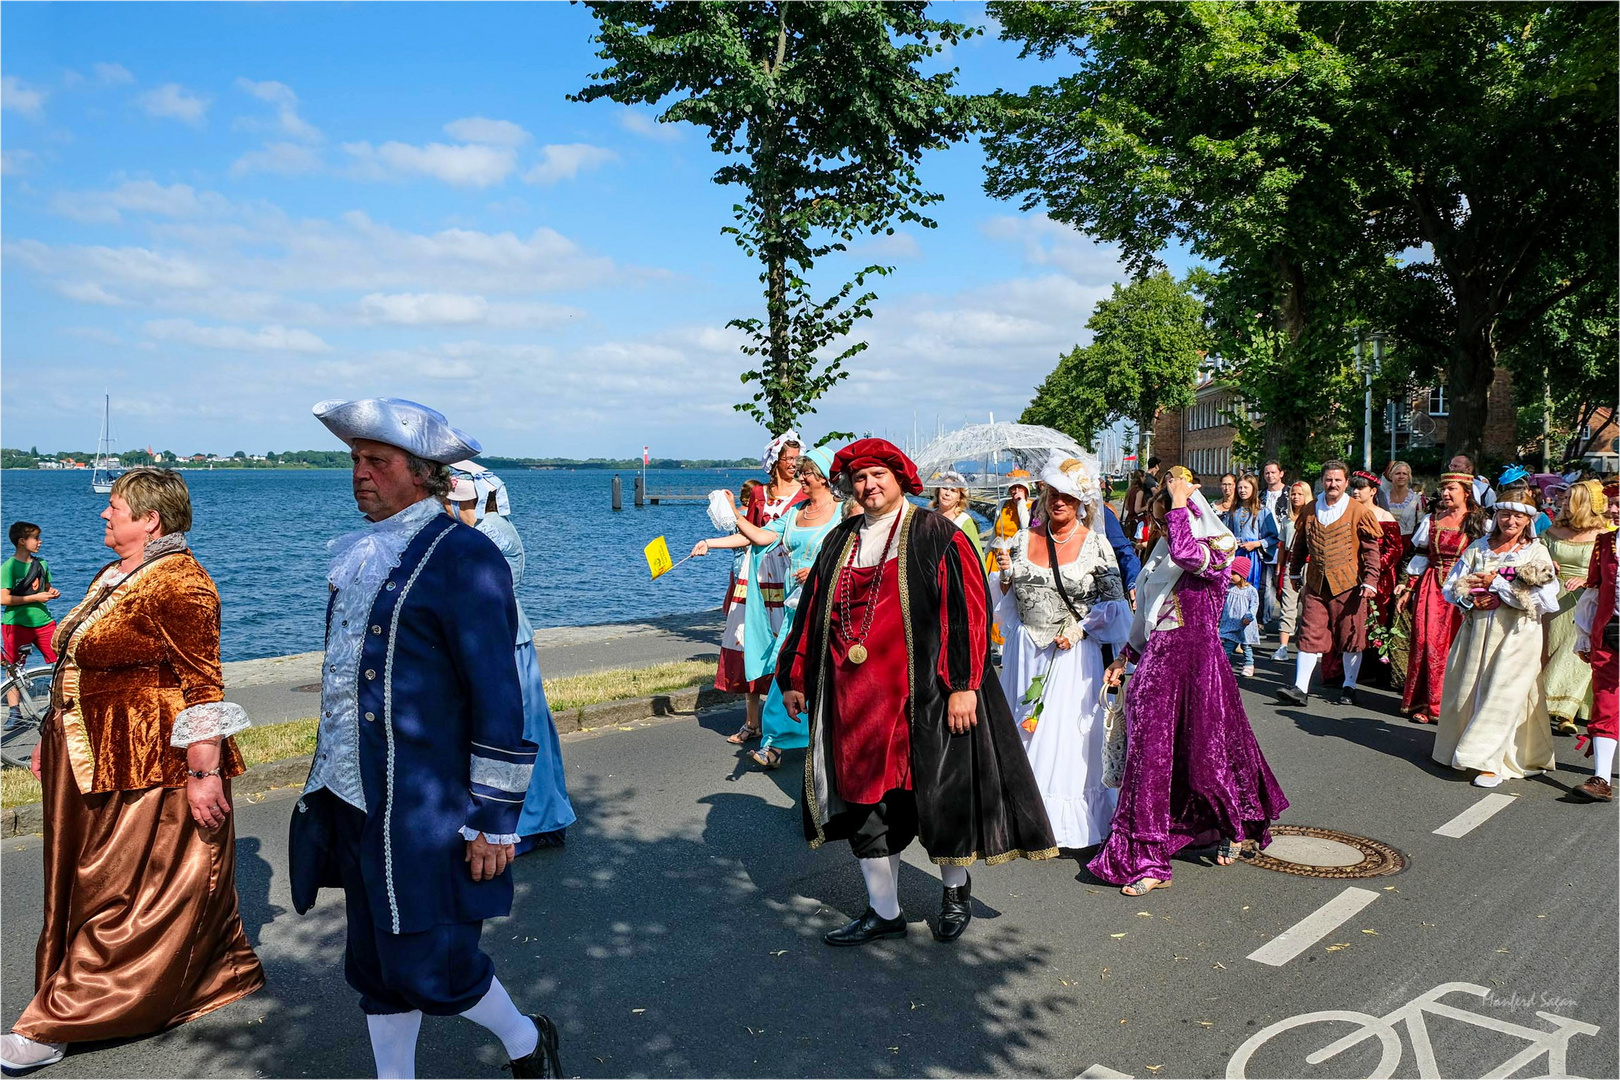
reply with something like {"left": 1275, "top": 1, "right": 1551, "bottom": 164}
{"left": 1543, "top": 534, "right": 1597, "bottom": 723}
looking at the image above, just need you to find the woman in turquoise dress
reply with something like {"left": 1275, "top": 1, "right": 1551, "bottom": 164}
{"left": 707, "top": 446, "right": 843, "bottom": 770}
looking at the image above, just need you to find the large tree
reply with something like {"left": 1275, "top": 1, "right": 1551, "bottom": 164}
{"left": 982, "top": 1, "right": 1617, "bottom": 461}
{"left": 573, "top": 1, "right": 978, "bottom": 435}
{"left": 1022, "top": 271, "right": 1208, "bottom": 461}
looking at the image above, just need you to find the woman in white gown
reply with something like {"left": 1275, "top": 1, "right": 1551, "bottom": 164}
{"left": 1432, "top": 481, "right": 1560, "bottom": 787}
{"left": 992, "top": 454, "right": 1131, "bottom": 848}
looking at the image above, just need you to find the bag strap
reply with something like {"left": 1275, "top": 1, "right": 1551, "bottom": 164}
{"left": 1044, "top": 526, "right": 1088, "bottom": 626}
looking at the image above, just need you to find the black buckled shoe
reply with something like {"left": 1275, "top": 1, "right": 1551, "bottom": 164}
{"left": 506, "top": 1014, "right": 562, "bottom": 1079}
{"left": 933, "top": 874, "right": 972, "bottom": 943}
{"left": 1332, "top": 687, "right": 1360, "bottom": 707}
{"left": 1275, "top": 685, "right": 1309, "bottom": 706}
{"left": 824, "top": 907, "right": 907, "bottom": 947}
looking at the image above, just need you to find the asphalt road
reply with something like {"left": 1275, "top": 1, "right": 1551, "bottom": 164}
{"left": 4, "top": 657, "right": 1616, "bottom": 1079}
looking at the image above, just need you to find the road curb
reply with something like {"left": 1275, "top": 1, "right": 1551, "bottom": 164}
{"left": 2, "top": 685, "right": 741, "bottom": 837}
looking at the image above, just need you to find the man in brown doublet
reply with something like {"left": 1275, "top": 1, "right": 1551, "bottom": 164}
{"left": 1277, "top": 461, "right": 1381, "bottom": 707}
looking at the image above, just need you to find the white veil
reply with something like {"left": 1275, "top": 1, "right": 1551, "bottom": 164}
{"left": 1128, "top": 487, "right": 1236, "bottom": 654}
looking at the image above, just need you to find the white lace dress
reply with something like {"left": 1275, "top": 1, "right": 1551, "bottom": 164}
{"left": 991, "top": 528, "right": 1131, "bottom": 848}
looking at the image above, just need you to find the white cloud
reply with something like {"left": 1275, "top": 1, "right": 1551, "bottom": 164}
{"left": 94, "top": 63, "right": 134, "bottom": 85}
{"left": 64, "top": 326, "right": 126, "bottom": 345}
{"left": 62, "top": 70, "right": 84, "bottom": 88}
{"left": 50, "top": 180, "right": 229, "bottom": 224}
{"left": 2, "top": 75, "right": 48, "bottom": 119}
{"left": 232, "top": 141, "right": 322, "bottom": 176}
{"left": 344, "top": 140, "right": 517, "bottom": 187}
{"left": 143, "top": 318, "right": 332, "bottom": 354}
{"left": 55, "top": 281, "right": 130, "bottom": 306}
{"left": 524, "top": 143, "right": 617, "bottom": 185}
{"left": 234, "top": 77, "right": 320, "bottom": 142}
{"left": 442, "top": 116, "right": 530, "bottom": 147}
{"left": 356, "top": 292, "right": 582, "bottom": 328}
{"left": 137, "top": 83, "right": 209, "bottom": 125}
{"left": 619, "top": 107, "right": 682, "bottom": 142}
{"left": 1, "top": 149, "right": 36, "bottom": 175}
{"left": 981, "top": 213, "right": 1126, "bottom": 283}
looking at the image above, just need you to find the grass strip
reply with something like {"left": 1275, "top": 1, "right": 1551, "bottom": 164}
{"left": 2, "top": 660, "right": 716, "bottom": 808}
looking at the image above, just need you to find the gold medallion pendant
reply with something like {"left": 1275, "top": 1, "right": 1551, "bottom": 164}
{"left": 847, "top": 643, "right": 869, "bottom": 665}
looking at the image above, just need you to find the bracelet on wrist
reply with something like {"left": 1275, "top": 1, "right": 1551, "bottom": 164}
{"left": 187, "top": 768, "right": 222, "bottom": 779}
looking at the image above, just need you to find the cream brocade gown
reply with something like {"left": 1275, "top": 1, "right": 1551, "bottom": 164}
{"left": 1542, "top": 535, "right": 1597, "bottom": 723}
{"left": 1432, "top": 539, "right": 1559, "bottom": 779}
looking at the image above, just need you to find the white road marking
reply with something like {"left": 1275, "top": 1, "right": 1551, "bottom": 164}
{"left": 1077, "top": 1067, "right": 1134, "bottom": 1079}
{"left": 1247, "top": 886, "right": 1380, "bottom": 967}
{"left": 1432, "top": 792, "right": 1517, "bottom": 838}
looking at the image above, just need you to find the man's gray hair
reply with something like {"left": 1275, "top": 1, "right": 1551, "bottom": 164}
{"left": 404, "top": 451, "right": 452, "bottom": 498}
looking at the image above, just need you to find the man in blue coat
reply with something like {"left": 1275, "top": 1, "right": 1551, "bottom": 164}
{"left": 291, "top": 398, "right": 560, "bottom": 1079}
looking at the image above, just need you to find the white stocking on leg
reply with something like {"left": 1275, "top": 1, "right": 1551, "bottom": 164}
{"left": 941, "top": 864, "right": 968, "bottom": 889}
{"left": 1593, "top": 737, "right": 1618, "bottom": 780}
{"left": 859, "top": 856, "right": 900, "bottom": 920}
{"left": 1294, "top": 651, "right": 1320, "bottom": 693}
{"left": 366, "top": 1011, "right": 423, "bottom": 1080}
{"left": 1342, "top": 650, "right": 1364, "bottom": 689}
{"left": 460, "top": 977, "right": 538, "bottom": 1061}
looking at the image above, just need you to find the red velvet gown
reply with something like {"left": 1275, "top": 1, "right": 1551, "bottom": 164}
{"left": 1401, "top": 516, "right": 1470, "bottom": 719}
{"left": 715, "top": 488, "right": 806, "bottom": 693}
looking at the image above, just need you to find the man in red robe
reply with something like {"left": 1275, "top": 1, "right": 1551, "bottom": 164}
{"left": 1575, "top": 491, "right": 1617, "bottom": 803}
{"left": 779, "top": 439, "right": 1056, "bottom": 947}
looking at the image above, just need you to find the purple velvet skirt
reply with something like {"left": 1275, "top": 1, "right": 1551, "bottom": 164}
{"left": 1088, "top": 619, "right": 1289, "bottom": 884}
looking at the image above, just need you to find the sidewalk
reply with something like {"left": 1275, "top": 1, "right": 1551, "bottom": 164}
{"left": 221, "top": 610, "right": 725, "bottom": 726}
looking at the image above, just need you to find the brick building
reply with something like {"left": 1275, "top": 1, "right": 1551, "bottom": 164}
{"left": 1150, "top": 367, "right": 1519, "bottom": 475}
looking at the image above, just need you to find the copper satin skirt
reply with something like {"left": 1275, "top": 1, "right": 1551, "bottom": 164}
{"left": 13, "top": 718, "right": 265, "bottom": 1043}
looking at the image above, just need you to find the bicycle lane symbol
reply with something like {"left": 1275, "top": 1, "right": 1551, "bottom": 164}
{"left": 1226, "top": 981, "right": 1602, "bottom": 1079}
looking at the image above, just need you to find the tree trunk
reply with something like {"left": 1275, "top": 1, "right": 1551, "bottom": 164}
{"left": 1444, "top": 308, "right": 1496, "bottom": 463}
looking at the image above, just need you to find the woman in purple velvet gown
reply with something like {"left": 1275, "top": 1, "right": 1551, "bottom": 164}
{"left": 1089, "top": 468, "right": 1289, "bottom": 896}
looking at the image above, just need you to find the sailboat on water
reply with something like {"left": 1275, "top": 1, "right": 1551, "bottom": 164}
{"left": 91, "top": 393, "right": 123, "bottom": 494}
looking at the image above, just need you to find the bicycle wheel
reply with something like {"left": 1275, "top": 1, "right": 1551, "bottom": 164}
{"left": 0, "top": 665, "right": 53, "bottom": 771}
{"left": 1226, "top": 1010, "right": 1403, "bottom": 1079}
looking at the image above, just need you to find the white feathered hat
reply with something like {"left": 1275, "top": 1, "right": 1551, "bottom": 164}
{"left": 1039, "top": 450, "right": 1103, "bottom": 507}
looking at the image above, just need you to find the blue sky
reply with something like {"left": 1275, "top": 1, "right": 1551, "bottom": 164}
{"left": 2, "top": 2, "right": 1182, "bottom": 460}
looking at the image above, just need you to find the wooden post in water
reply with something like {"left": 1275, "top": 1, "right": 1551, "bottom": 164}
{"left": 634, "top": 473, "right": 646, "bottom": 507}
{"left": 611, "top": 474, "right": 623, "bottom": 511}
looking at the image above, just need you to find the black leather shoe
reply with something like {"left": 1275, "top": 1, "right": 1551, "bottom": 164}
{"left": 1276, "top": 685, "right": 1308, "bottom": 706}
{"left": 933, "top": 874, "right": 972, "bottom": 942}
{"left": 507, "top": 1014, "right": 562, "bottom": 1078}
{"left": 1332, "top": 687, "right": 1359, "bottom": 707}
{"left": 824, "top": 907, "right": 907, "bottom": 947}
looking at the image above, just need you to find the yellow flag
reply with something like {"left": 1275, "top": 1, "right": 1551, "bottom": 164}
{"left": 644, "top": 535, "right": 674, "bottom": 579}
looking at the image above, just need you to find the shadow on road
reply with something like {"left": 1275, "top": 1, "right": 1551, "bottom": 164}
{"left": 150, "top": 771, "right": 1063, "bottom": 1078}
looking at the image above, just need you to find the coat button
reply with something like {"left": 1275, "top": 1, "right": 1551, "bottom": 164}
{"left": 385, "top": 582, "right": 397, "bottom": 591}
{"left": 341, "top": 620, "right": 348, "bottom": 627}
{"left": 371, "top": 625, "right": 382, "bottom": 635}
{"left": 324, "top": 710, "right": 331, "bottom": 717}
{"left": 329, "top": 664, "right": 337, "bottom": 672}
{"left": 365, "top": 669, "right": 377, "bottom": 680}
{"left": 364, "top": 711, "right": 376, "bottom": 722}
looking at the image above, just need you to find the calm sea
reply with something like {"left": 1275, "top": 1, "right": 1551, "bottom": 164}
{"left": 0, "top": 468, "right": 763, "bottom": 662}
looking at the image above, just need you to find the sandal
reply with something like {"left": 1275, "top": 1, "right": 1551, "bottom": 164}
{"left": 1216, "top": 839, "right": 1242, "bottom": 866}
{"left": 726, "top": 724, "right": 761, "bottom": 745}
{"left": 749, "top": 746, "right": 783, "bottom": 770}
{"left": 1408, "top": 713, "right": 1432, "bottom": 725}
{"left": 1121, "top": 877, "right": 1170, "bottom": 896}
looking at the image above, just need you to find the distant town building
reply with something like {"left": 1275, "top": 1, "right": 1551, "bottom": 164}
{"left": 1151, "top": 367, "right": 1519, "bottom": 474}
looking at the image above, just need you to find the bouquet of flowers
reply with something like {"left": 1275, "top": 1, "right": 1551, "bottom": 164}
{"left": 1365, "top": 597, "right": 1409, "bottom": 663}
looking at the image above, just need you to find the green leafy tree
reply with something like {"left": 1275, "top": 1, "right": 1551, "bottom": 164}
{"left": 573, "top": 1, "right": 979, "bottom": 434}
{"left": 1022, "top": 271, "right": 1208, "bottom": 461}
{"left": 982, "top": 1, "right": 1617, "bottom": 461}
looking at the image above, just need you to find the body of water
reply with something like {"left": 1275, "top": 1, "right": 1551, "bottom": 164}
{"left": 1, "top": 468, "right": 764, "bottom": 662}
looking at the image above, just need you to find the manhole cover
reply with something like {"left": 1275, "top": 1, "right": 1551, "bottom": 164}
{"left": 291, "top": 683, "right": 323, "bottom": 693}
{"left": 1245, "top": 825, "right": 1406, "bottom": 879}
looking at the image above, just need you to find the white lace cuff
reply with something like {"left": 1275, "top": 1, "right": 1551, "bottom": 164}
{"left": 169, "top": 701, "right": 251, "bottom": 747}
{"left": 459, "top": 827, "right": 521, "bottom": 845}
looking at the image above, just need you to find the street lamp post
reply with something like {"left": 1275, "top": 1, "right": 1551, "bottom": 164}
{"left": 1358, "top": 332, "right": 1385, "bottom": 471}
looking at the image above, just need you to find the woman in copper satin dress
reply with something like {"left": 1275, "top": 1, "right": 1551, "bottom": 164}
{"left": 1, "top": 469, "right": 263, "bottom": 1074}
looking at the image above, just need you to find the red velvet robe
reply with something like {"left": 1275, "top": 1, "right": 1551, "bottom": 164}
{"left": 1584, "top": 531, "right": 1617, "bottom": 742}
{"left": 1401, "top": 516, "right": 1470, "bottom": 718}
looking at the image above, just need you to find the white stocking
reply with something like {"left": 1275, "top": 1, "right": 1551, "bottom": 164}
{"left": 1593, "top": 737, "right": 1618, "bottom": 780}
{"left": 460, "top": 977, "right": 538, "bottom": 1061}
{"left": 1342, "top": 651, "right": 1364, "bottom": 689}
{"left": 366, "top": 1011, "right": 422, "bottom": 1080}
{"left": 1294, "top": 651, "right": 1321, "bottom": 693}
{"left": 859, "top": 856, "right": 900, "bottom": 920}
{"left": 941, "top": 864, "right": 969, "bottom": 890}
